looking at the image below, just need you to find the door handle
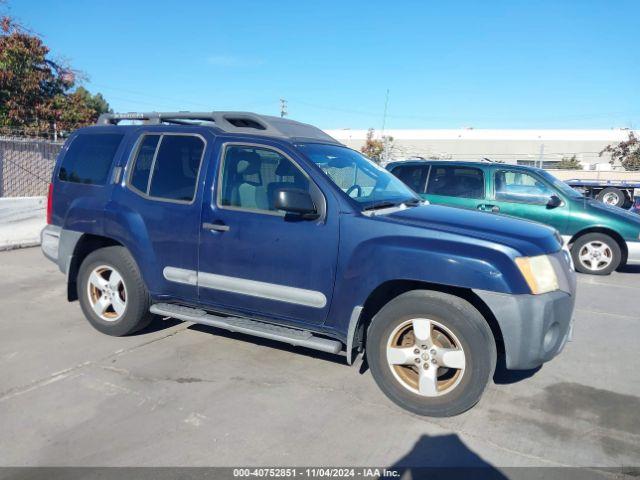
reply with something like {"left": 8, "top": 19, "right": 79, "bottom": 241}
{"left": 478, "top": 204, "right": 500, "bottom": 213}
{"left": 203, "top": 222, "right": 230, "bottom": 232}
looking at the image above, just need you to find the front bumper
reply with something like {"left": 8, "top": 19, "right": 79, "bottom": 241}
{"left": 474, "top": 288, "right": 576, "bottom": 370}
{"left": 626, "top": 241, "right": 640, "bottom": 265}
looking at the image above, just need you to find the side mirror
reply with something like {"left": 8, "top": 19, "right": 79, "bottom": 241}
{"left": 274, "top": 188, "right": 319, "bottom": 219}
{"left": 547, "top": 195, "right": 562, "bottom": 209}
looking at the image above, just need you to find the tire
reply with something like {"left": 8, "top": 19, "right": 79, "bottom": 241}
{"left": 570, "top": 233, "right": 621, "bottom": 275}
{"left": 77, "top": 246, "right": 153, "bottom": 336}
{"left": 597, "top": 187, "right": 626, "bottom": 208}
{"left": 367, "top": 290, "right": 496, "bottom": 417}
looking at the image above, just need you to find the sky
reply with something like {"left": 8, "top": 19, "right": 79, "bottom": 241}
{"left": 8, "top": 0, "right": 640, "bottom": 130}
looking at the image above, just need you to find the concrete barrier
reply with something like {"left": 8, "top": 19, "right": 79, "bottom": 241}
{"left": 0, "top": 196, "right": 46, "bottom": 250}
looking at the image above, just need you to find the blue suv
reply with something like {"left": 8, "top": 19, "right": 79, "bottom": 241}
{"left": 41, "top": 111, "right": 576, "bottom": 416}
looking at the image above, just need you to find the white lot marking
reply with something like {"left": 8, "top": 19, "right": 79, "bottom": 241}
{"left": 2, "top": 352, "right": 19, "bottom": 361}
{"left": 0, "top": 361, "right": 92, "bottom": 402}
{"left": 184, "top": 412, "right": 208, "bottom": 427}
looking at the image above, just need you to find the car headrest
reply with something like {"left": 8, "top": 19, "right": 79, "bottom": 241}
{"left": 232, "top": 151, "right": 261, "bottom": 176}
{"left": 275, "top": 159, "right": 298, "bottom": 177}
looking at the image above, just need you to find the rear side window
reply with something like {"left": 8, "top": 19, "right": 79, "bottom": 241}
{"left": 128, "top": 134, "right": 205, "bottom": 202}
{"left": 58, "top": 133, "right": 124, "bottom": 185}
{"left": 392, "top": 165, "right": 428, "bottom": 192}
{"left": 130, "top": 135, "right": 160, "bottom": 193}
{"left": 426, "top": 166, "right": 484, "bottom": 199}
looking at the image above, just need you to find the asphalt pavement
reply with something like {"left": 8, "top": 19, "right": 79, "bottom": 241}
{"left": 0, "top": 247, "right": 638, "bottom": 470}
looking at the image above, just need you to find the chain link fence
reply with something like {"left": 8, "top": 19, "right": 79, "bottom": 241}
{"left": 0, "top": 136, "right": 64, "bottom": 197}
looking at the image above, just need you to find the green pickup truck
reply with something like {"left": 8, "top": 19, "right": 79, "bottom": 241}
{"left": 387, "top": 160, "right": 640, "bottom": 275}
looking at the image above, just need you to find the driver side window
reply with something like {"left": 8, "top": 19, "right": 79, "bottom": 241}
{"left": 494, "top": 170, "right": 553, "bottom": 204}
{"left": 218, "top": 145, "right": 310, "bottom": 213}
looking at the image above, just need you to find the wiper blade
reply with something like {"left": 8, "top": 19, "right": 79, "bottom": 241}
{"left": 362, "top": 198, "right": 421, "bottom": 211}
{"left": 362, "top": 201, "right": 399, "bottom": 211}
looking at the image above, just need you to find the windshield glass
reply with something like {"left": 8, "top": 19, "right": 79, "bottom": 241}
{"left": 538, "top": 170, "right": 584, "bottom": 199}
{"left": 297, "top": 143, "right": 419, "bottom": 207}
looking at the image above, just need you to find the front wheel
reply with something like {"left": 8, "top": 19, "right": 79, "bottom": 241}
{"left": 570, "top": 233, "right": 621, "bottom": 275}
{"left": 367, "top": 290, "right": 496, "bottom": 417}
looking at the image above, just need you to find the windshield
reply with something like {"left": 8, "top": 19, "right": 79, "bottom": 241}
{"left": 538, "top": 170, "right": 584, "bottom": 199}
{"left": 297, "top": 143, "right": 419, "bottom": 208}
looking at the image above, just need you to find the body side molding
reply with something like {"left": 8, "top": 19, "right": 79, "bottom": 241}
{"left": 163, "top": 266, "right": 327, "bottom": 309}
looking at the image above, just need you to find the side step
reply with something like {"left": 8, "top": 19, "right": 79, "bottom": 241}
{"left": 150, "top": 303, "right": 343, "bottom": 355}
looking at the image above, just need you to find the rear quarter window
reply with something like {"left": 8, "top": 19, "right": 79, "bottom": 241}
{"left": 58, "top": 133, "right": 124, "bottom": 185}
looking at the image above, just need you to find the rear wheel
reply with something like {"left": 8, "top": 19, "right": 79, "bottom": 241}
{"left": 597, "top": 187, "right": 626, "bottom": 208}
{"left": 367, "top": 290, "right": 496, "bottom": 417}
{"left": 570, "top": 233, "right": 621, "bottom": 275}
{"left": 77, "top": 246, "right": 153, "bottom": 336}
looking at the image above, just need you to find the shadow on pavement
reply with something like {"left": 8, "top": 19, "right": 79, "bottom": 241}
{"left": 618, "top": 264, "right": 640, "bottom": 274}
{"left": 187, "top": 323, "right": 348, "bottom": 365}
{"left": 492, "top": 353, "right": 541, "bottom": 385}
{"left": 129, "top": 316, "right": 182, "bottom": 335}
{"left": 386, "top": 434, "right": 507, "bottom": 479}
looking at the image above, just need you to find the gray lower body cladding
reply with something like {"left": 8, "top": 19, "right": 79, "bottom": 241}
{"left": 41, "top": 224, "right": 82, "bottom": 275}
{"left": 626, "top": 241, "right": 640, "bottom": 265}
{"left": 474, "top": 289, "right": 575, "bottom": 370}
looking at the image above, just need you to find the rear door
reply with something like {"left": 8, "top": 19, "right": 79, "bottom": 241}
{"left": 490, "top": 168, "right": 570, "bottom": 232}
{"left": 109, "top": 129, "right": 210, "bottom": 302}
{"left": 423, "top": 165, "right": 486, "bottom": 210}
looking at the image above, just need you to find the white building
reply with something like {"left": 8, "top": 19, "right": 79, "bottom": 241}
{"left": 324, "top": 128, "right": 638, "bottom": 170}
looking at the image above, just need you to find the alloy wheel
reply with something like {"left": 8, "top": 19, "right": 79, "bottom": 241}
{"left": 386, "top": 318, "right": 466, "bottom": 397}
{"left": 578, "top": 241, "right": 613, "bottom": 272}
{"left": 86, "top": 265, "right": 128, "bottom": 321}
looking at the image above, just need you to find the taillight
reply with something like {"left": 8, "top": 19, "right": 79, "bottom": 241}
{"left": 46, "top": 183, "right": 53, "bottom": 224}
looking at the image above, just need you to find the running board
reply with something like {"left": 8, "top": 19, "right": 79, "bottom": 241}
{"left": 150, "top": 303, "right": 342, "bottom": 354}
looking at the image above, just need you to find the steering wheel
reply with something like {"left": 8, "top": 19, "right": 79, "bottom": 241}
{"left": 346, "top": 184, "right": 363, "bottom": 198}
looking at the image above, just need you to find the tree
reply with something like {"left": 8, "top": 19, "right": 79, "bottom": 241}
{"left": 557, "top": 155, "right": 582, "bottom": 170}
{"left": 0, "top": 11, "right": 110, "bottom": 136}
{"left": 600, "top": 132, "right": 640, "bottom": 171}
{"left": 361, "top": 128, "right": 394, "bottom": 163}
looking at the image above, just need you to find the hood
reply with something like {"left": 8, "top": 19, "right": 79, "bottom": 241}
{"left": 378, "top": 204, "right": 561, "bottom": 257}
{"left": 585, "top": 199, "right": 640, "bottom": 225}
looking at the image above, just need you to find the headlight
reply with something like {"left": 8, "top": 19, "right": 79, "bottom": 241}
{"left": 515, "top": 255, "right": 559, "bottom": 294}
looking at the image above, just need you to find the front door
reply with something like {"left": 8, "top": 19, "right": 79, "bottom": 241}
{"left": 490, "top": 168, "right": 570, "bottom": 232}
{"left": 197, "top": 141, "right": 339, "bottom": 326}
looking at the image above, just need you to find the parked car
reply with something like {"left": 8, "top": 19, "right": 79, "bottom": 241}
{"left": 631, "top": 198, "right": 640, "bottom": 215}
{"left": 42, "top": 112, "right": 575, "bottom": 417}
{"left": 387, "top": 160, "right": 640, "bottom": 275}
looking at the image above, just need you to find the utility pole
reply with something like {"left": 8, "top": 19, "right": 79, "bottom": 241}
{"left": 538, "top": 143, "right": 545, "bottom": 169}
{"left": 381, "top": 89, "right": 390, "bottom": 162}
{"left": 280, "top": 98, "right": 288, "bottom": 118}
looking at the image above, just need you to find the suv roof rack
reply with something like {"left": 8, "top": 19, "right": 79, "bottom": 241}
{"left": 96, "top": 111, "right": 340, "bottom": 144}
